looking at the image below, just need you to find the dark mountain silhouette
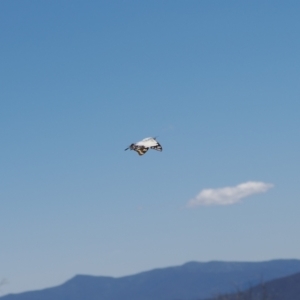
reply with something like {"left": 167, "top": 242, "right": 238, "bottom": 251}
{"left": 262, "top": 271, "right": 300, "bottom": 300}
{"left": 1, "top": 260, "right": 300, "bottom": 300}
{"left": 207, "top": 271, "right": 300, "bottom": 300}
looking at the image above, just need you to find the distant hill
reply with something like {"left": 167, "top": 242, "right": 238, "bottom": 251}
{"left": 207, "top": 271, "right": 300, "bottom": 300}
{"left": 1, "top": 260, "right": 300, "bottom": 300}
{"left": 262, "top": 271, "right": 300, "bottom": 300}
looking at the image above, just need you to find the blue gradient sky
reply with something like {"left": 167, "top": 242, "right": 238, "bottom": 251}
{"left": 1, "top": 0, "right": 300, "bottom": 295}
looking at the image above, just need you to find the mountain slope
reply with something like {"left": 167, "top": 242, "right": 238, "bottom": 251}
{"left": 264, "top": 271, "right": 300, "bottom": 300}
{"left": 207, "top": 271, "right": 300, "bottom": 300}
{"left": 1, "top": 260, "right": 300, "bottom": 300}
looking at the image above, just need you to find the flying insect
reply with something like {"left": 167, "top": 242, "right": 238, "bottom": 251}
{"left": 125, "top": 137, "right": 162, "bottom": 156}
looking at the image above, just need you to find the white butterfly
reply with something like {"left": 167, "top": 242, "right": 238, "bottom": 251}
{"left": 125, "top": 137, "right": 163, "bottom": 156}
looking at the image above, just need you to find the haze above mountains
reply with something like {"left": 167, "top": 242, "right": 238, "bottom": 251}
{"left": 1, "top": 259, "right": 300, "bottom": 300}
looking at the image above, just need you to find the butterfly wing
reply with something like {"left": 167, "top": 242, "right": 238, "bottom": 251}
{"left": 135, "top": 147, "right": 148, "bottom": 156}
{"left": 150, "top": 142, "right": 162, "bottom": 151}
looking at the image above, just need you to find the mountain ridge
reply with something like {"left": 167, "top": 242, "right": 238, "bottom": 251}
{"left": 2, "top": 259, "right": 300, "bottom": 300}
{"left": 205, "top": 271, "right": 300, "bottom": 300}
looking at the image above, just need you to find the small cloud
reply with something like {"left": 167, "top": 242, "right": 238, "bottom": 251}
{"left": 187, "top": 181, "right": 274, "bottom": 208}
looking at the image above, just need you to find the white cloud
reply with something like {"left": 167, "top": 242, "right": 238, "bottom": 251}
{"left": 187, "top": 181, "right": 274, "bottom": 208}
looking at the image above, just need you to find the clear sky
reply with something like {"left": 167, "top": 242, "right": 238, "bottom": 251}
{"left": 1, "top": 0, "right": 300, "bottom": 295}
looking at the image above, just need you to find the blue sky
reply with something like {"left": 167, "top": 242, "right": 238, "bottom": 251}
{"left": 1, "top": 0, "right": 300, "bottom": 295}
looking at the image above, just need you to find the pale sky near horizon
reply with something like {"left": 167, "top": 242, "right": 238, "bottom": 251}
{"left": 1, "top": 0, "right": 300, "bottom": 296}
